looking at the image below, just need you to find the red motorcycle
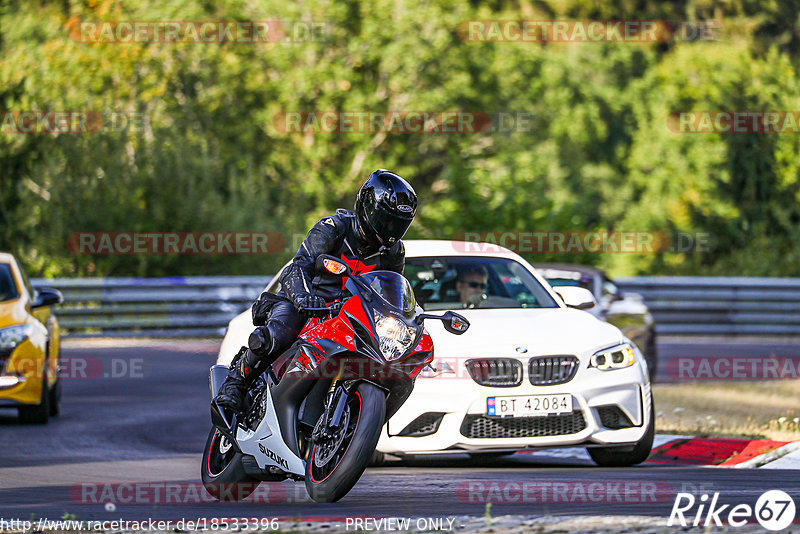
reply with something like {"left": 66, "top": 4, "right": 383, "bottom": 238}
{"left": 205, "top": 254, "right": 469, "bottom": 502}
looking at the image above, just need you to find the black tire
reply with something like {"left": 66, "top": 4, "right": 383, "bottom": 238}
{"left": 588, "top": 399, "right": 655, "bottom": 467}
{"left": 305, "top": 382, "right": 385, "bottom": 503}
{"left": 468, "top": 451, "right": 516, "bottom": 460}
{"left": 201, "top": 428, "right": 259, "bottom": 501}
{"left": 368, "top": 450, "right": 386, "bottom": 467}
{"left": 48, "top": 379, "right": 61, "bottom": 417}
{"left": 644, "top": 334, "right": 657, "bottom": 383}
{"left": 19, "top": 369, "right": 50, "bottom": 424}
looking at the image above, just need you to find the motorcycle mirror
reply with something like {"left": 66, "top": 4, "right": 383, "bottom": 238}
{"left": 415, "top": 310, "right": 470, "bottom": 334}
{"left": 316, "top": 254, "right": 350, "bottom": 276}
{"left": 441, "top": 311, "right": 470, "bottom": 334}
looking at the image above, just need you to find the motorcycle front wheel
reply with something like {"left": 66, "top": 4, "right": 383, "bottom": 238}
{"left": 304, "top": 382, "right": 386, "bottom": 503}
{"left": 201, "top": 427, "right": 260, "bottom": 501}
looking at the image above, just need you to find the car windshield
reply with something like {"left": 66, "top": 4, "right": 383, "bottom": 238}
{"left": 535, "top": 267, "right": 595, "bottom": 293}
{"left": 0, "top": 264, "right": 20, "bottom": 303}
{"left": 543, "top": 276, "right": 594, "bottom": 293}
{"left": 360, "top": 271, "right": 416, "bottom": 315}
{"left": 404, "top": 257, "right": 559, "bottom": 310}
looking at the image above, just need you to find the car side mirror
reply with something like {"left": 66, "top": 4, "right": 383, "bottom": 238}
{"left": 553, "top": 286, "right": 596, "bottom": 310}
{"left": 31, "top": 287, "right": 63, "bottom": 308}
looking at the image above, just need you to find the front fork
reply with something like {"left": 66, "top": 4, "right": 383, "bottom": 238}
{"left": 311, "top": 383, "right": 349, "bottom": 443}
{"left": 311, "top": 377, "right": 390, "bottom": 444}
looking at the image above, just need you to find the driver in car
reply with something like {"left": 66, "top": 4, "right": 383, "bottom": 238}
{"left": 456, "top": 265, "right": 489, "bottom": 308}
{"left": 214, "top": 170, "right": 417, "bottom": 412}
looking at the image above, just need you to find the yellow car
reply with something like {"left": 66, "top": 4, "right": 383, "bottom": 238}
{"left": 0, "top": 253, "right": 62, "bottom": 423}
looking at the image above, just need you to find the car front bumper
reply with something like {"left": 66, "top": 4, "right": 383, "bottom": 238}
{"left": 377, "top": 362, "right": 652, "bottom": 455}
{"left": 0, "top": 338, "right": 47, "bottom": 406}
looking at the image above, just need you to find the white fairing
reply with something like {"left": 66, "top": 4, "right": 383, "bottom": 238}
{"left": 217, "top": 240, "right": 652, "bottom": 455}
{"left": 235, "top": 387, "right": 305, "bottom": 476}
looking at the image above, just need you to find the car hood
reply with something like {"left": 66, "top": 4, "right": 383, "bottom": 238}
{"left": 0, "top": 298, "right": 28, "bottom": 329}
{"left": 421, "top": 307, "right": 624, "bottom": 358}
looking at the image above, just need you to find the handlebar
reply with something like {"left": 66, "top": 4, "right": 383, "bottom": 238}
{"left": 301, "top": 299, "right": 347, "bottom": 316}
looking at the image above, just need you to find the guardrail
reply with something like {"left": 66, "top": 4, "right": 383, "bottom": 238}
{"left": 31, "top": 276, "right": 800, "bottom": 338}
{"left": 31, "top": 276, "right": 271, "bottom": 338}
{"left": 617, "top": 276, "right": 800, "bottom": 336}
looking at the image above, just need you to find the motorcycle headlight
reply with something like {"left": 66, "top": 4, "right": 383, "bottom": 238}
{"left": 374, "top": 311, "right": 416, "bottom": 361}
{"left": 590, "top": 343, "right": 636, "bottom": 371}
{"left": 0, "top": 324, "right": 33, "bottom": 351}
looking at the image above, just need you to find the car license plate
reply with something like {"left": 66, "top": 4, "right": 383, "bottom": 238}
{"left": 487, "top": 394, "right": 572, "bottom": 417}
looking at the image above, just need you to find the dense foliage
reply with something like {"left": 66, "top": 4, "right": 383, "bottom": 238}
{"left": 1, "top": 0, "right": 798, "bottom": 277}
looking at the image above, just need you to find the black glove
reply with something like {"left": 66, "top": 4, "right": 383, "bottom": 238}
{"left": 294, "top": 294, "right": 328, "bottom": 316}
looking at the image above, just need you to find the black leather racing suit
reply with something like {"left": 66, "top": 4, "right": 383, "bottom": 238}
{"left": 251, "top": 208, "right": 405, "bottom": 372}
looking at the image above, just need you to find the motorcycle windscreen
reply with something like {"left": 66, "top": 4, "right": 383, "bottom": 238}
{"left": 359, "top": 271, "right": 416, "bottom": 316}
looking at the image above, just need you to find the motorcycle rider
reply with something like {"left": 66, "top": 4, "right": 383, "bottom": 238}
{"left": 214, "top": 169, "right": 417, "bottom": 412}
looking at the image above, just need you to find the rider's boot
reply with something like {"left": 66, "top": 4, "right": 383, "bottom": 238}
{"left": 214, "top": 327, "right": 274, "bottom": 412}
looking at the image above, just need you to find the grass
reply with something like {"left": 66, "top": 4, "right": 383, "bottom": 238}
{"left": 652, "top": 381, "right": 800, "bottom": 441}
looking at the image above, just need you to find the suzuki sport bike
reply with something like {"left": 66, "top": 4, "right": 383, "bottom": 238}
{"left": 202, "top": 254, "right": 469, "bottom": 503}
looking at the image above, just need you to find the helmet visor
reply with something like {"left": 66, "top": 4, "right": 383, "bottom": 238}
{"left": 369, "top": 203, "right": 414, "bottom": 243}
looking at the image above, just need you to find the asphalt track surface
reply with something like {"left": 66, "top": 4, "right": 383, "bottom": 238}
{"left": 0, "top": 340, "right": 798, "bottom": 525}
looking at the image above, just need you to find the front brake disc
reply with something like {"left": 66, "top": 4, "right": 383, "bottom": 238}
{"left": 313, "top": 406, "right": 351, "bottom": 468}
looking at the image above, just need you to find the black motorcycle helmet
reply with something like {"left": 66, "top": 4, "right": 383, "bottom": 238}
{"left": 355, "top": 169, "right": 417, "bottom": 247}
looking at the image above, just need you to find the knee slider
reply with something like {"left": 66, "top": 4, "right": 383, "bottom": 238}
{"left": 248, "top": 326, "right": 273, "bottom": 356}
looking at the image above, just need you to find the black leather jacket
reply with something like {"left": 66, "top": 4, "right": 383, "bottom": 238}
{"left": 279, "top": 209, "right": 405, "bottom": 305}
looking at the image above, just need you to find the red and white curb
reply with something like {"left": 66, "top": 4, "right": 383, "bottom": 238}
{"left": 517, "top": 435, "right": 800, "bottom": 468}
{"left": 732, "top": 441, "right": 800, "bottom": 469}
{"left": 648, "top": 436, "right": 800, "bottom": 468}
{"left": 516, "top": 434, "right": 690, "bottom": 463}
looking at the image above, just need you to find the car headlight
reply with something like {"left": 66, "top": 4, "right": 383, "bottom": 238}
{"left": 374, "top": 311, "right": 416, "bottom": 361}
{"left": 590, "top": 343, "right": 636, "bottom": 371}
{"left": 0, "top": 324, "right": 34, "bottom": 351}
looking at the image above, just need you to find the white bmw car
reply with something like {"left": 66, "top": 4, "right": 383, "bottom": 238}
{"left": 217, "top": 240, "right": 654, "bottom": 467}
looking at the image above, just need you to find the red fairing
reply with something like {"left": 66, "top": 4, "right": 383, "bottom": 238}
{"left": 409, "top": 330, "right": 434, "bottom": 378}
{"left": 412, "top": 330, "right": 434, "bottom": 355}
{"left": 340, "top": 295, "right": 375, "bottom": 341}
{"left": 299, "top": 317, "right": 322, "bottom": 336}
{"left": 299, "top": 297, "right": 363, "bottom": 351}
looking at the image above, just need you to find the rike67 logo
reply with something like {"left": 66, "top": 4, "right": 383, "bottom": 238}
{"left": 669, "top": 490, "right": 796, "bottom": 531}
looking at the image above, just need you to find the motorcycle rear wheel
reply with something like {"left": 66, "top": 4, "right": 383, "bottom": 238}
{"left": 201, "top": 427, "right": 260, "bottom": 501}
{"left": 304, "top": 382, "right": 385, "bottom": 502}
